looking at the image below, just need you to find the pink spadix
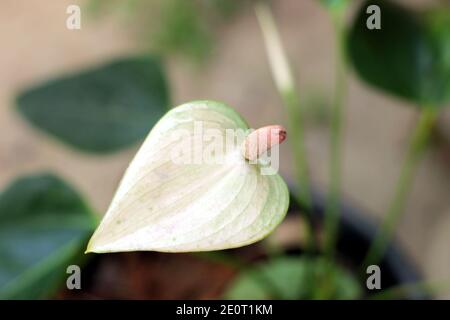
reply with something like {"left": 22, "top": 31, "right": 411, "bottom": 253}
{"left": 242, "top": 125, "right": 287, "bottom": 161}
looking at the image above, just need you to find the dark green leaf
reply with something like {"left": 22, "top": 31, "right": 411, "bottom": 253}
{"left": 16, "top": 56, "right": 169, "bottom": 153}
{"left": 224, "top": 256, "right": 361, "bottom": 300}
{"left": 348, "top": 1, "right": 450, "bottom": 107}
{"left": 0, "top": 173, "right": 96, "bottom": 299}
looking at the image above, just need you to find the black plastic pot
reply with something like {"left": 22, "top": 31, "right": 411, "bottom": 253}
{"left": 288, "top": 188, "right": 426, "bottom": 299}
{"left": 63, "top": 188, "right": 426, "bottom": 300}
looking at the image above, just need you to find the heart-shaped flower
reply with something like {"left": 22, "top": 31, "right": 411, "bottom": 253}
{"left": 86, "top": 101, "right": 289, "bottom": 253}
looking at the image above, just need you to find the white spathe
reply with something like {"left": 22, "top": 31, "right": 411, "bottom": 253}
{"left": 86, "top": 101, "right": 289, "bottom": 253}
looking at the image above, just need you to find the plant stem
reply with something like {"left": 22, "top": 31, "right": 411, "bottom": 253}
{"left": 362, "top": 106, "right": 438, "bottom": 269}
{"left": 255, "top": 2, "right": 315, "bottom": 252}
{"left": 324, "top": 9, "right": 348, "bottom": 259}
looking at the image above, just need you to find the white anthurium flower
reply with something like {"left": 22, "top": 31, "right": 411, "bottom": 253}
{"left": 86, "top": 101, "right": 289, "bottom": 253}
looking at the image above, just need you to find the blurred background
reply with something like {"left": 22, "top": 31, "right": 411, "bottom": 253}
{"left": 0, "top": 0, "right": 450, "bottom": 299}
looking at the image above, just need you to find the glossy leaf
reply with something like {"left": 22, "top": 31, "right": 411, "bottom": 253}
{"left": 87, "top": 101, "right": 289, "bottom": 253}
{"left": 0, "top": 174, "right": 96, "bottom": 299}
{"left": 224, "top": 256, "right": 362, "bottom": 299}
{"left": 16, "top": 56, "right": 169, "bottom": 153}
{"left": 348, "top": 0, "right": 450, "bottom": 107}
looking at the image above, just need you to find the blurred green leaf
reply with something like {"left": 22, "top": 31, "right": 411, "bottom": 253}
{"left": 421, "top": 8, "right": 450, "bottom": 105}
{"left": 16, "top": 56, "right": 169, "bottom": 153}
{"left": 348, "top": 0, "right": 450, "bottom": 107}
{"left": 204, "top": 0, "right": 245, "bottom": 18}
{"left": 153, "top": 0, "right": 212, "bottom": 63}
{"left": 0, "top": 174, "right": 96, "bottom": 299}
{"left": 224, "top": 256, "right": 361, "bottom": 300}
{"left": 87, "top": 0, "right": 248, "bottom": 63}
{"left": 318, "top": 0, "right": 348, "bottom": 11}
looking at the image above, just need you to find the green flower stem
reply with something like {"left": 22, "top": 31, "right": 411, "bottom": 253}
{"left": 324, "top": 9, "right": 348, "bottom": 259}
{"left": 362, "top": 106, "right": 438, "bottom": 268}
{"left": 283, "top": 89, "right": 314, "bottom": 213}
{"left": 255, "top": 2, "right": 315, "bottom": 252}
